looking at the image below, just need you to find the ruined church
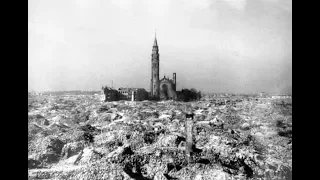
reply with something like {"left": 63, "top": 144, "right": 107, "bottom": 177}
{"left": 102, "top": 34, "right": 177, "bottom": 101}
{"left": 150, "top": 35, "right": 177, "bottom": 100}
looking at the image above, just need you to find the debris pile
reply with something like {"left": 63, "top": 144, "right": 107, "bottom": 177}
{"left": 28, "top": 94, "right": 292, "bottom": 179}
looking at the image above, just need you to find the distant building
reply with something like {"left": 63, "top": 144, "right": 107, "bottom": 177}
{"left": 118, "top": 88, "right": 131, "bottom": 99}
{"left": 271, "top": 95, "right": 292, "bottom": 99}
{"left": 118, "top": 88, "right": 148, "bottom": 101}
{"left": 102, "top": 86, "right": 122, "bottom": 101}
{"left": 103, "top": 33, "right": 177, "bottom": 101}
{"left": 259, "top": 92, "right": 268, "bottom": 98}
{"left": 159, "top": 75, "right": 177, "bottom": 100}
{"left": 150, "top": 34, "right": 177, "bottom": 100}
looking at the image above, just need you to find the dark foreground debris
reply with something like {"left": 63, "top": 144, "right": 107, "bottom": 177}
{"left": 28, "top": 95, "right": 292, "bottom": 179}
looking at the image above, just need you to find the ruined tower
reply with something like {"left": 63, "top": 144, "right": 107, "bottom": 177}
{"left": 150, "top": 33, "right": 160, "bottom": 98}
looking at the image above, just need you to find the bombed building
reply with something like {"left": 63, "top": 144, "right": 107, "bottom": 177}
{"left": 102, "top": 86, "right": 122, "bottom": 101}
{"left": 150, "top": 35, "right": 177, "bottom": 100}
{"left": 118, "top": 88, "right": 149, "bottom": 101}
{"left": 159, "top": 75, "right": 177, "bottom": 100}
{"left": 103, "top": 34, "right": 177, "bottom": 101}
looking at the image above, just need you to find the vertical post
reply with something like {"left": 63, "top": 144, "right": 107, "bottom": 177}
{"left": 185, "top": 109, "right": 194, "bottom": 163}
{"left": 173, "top": 73, "right": 176, "bottom": 91}
{"left": 131, "top": 91, "right": 135, "bottom": 101}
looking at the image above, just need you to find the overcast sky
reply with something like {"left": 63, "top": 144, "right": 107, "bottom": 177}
{"left": 28, "top": 0, "right": 292, "bottom": 94}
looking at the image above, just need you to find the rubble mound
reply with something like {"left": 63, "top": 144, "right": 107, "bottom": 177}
{"left": 29, "top": 136, "right": 65, "bottom": 168}
{"left": 28, "top": 94, "right": 292, "bottom": 179}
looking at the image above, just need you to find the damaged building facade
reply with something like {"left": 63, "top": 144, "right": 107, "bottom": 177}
{"left": 102, "top": 86, "right": 148, "bottom": 101}
{"left": 102, "top": 86, "right": 122, "bottom": 101}
{"left": 118, "top": 88, "right": 149, "bottom": 101}
{"left": 159, "top": 75, "right": 177, "bottom": 100}
{"left": 103, "top": 34, "right": 177, "bottom": 101}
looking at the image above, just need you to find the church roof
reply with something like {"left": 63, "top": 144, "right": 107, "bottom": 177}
{"left": 160, "top": 76, "right": 174, "bottom": 83}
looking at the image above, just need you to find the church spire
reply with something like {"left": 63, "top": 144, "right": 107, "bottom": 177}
{"left": 151, "top": 31, "right": 160, "bottom": 98}
{"left": 153, "top": 37, "right": 158, "bottom": 46}
{"left": 153, "top": 29, "right": 158, "bottom": 47}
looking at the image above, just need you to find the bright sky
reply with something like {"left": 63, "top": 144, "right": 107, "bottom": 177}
{"left": 28, "top": 0, "right": 292, "bottom": 94}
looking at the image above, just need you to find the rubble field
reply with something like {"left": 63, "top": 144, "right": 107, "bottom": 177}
{"left": 28, "top": 94, "right": 292, "bottom": 180}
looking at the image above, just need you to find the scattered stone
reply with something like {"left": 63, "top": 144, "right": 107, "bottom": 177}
{"left": 28, "top": 95, "right": 292, "bottom": 179}
{"left": 241, "top": 123, "right": 250, "bottom": 131}
{"left": 28, "top": 158, "right": 41, "bottom": 169}
{"left": 61, "top": 141, "right": 84, "bottom": 158}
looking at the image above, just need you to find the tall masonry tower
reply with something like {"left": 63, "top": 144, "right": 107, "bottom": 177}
{"left": 150, "top": 33, "right": 160, "bottom": 97}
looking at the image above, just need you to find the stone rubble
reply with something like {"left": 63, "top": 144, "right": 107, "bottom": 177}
{"left": 28, "top": 94, "right": 292, "bottom": 180}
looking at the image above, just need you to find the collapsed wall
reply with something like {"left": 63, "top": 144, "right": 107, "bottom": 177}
{"left": 103, "top": 87, "right": 122, "bottom": 101}
{"left": 103, "top": 87, "right": 149, "bottom": 102}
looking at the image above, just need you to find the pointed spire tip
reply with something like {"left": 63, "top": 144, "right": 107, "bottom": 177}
{"left": 153, "top": 30, "right": 158, "bottom": 47}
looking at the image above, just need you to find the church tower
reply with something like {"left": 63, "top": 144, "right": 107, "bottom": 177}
{"left": 150, "top": 33, "right": 160, "bottom": 98}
